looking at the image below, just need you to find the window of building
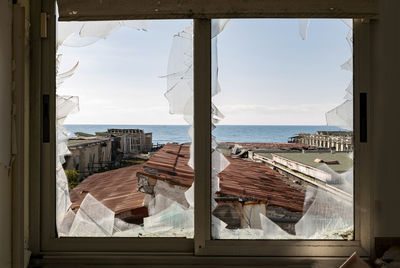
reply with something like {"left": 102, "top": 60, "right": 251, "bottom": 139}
{"left": 33, "top": 0, "right": 375, "bottom": 260}
{"left": 56, "top": 19, "right": 194, "bottom": 238}
{"left": 210, "top": 19, "right": 354, "bottom": 240}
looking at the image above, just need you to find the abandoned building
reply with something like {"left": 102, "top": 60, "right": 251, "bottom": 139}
{"left": 64, "top": 136, "right": 114, "bottom": 178}
{"left": 65, "top": 142, "right": 353, "bottom": 238}
{"left": 106, "top": 129, "right": 153, "bottom": 156}
{"left": 224, "top": 142, "right": 353, "bottom": 195}
{"left": 217, "top": 142, "right": 310, "bottom": 157}
{"left": 136, "top": 143, "right": 306, "bottom": 233}
{"left": 70, "top": 165, "right": 148, "bottom": 225}
{"left": 288, "top": 131, "right": 353, "bottom": 152}
{"left": 66, "top": 142, "right": 311, "bottom": 234}
{"left": 68, "top": 142, "right": 352, "bottom": 236}
{"left": 64, "top": 129, "right": 153, "bottom": 178}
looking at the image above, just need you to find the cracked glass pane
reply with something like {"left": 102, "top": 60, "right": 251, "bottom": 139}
{"left": 211, "top": 19, "right": 354, "bottom": 240}
{"left": 56, "top": 18, "right": 194, "bottom": 237}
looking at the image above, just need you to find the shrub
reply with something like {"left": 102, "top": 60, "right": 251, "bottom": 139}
{"left": 65, "top": 169, "right": 80, "bottom": 190}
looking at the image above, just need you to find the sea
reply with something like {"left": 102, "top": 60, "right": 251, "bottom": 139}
{"left": 64, "top": 125, "right": 344, "bottom": 144}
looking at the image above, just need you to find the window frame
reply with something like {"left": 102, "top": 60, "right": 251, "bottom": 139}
{"left": 30, "top": 0, "right": 376, "bottom": 260}
{"left": 194, "top": 18, "right": 373, "bottom": 257}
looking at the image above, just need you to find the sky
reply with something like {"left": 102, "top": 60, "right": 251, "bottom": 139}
{"left": 58, "top": 19, "right": 352, "bottom": 125}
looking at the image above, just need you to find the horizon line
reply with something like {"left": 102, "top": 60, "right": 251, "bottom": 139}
{"left": 64, "top": 123, "right": 334, "bottom": 126}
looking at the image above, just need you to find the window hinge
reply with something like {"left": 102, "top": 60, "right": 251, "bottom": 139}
{"left": 40, "top": 12, "right": 48, "bottom": 38}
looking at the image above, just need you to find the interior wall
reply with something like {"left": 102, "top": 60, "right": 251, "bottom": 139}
{"left": 0, "top": 0, "right": 13, "bottom": 267}
{"left": 373, "top": 0, "right": 400, "bottom": 237}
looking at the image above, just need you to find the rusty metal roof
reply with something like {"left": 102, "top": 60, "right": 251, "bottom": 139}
{"left": 137, "top": 143, "right": 194, "bottom": 188}
{"left": 70, "top": 165, "right": 146, "bottom": 215}
{"left": 137, "top": 143, "right": 305, "bottom": 212}
{"left": 217, "top": 157, "right": 305, "bottom": 212}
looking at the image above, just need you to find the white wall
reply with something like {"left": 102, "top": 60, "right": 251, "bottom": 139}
{"left": 0, "top": 0, "right": 12, "bottom": 267}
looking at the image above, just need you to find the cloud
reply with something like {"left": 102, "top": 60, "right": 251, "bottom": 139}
{"left": 219, "top": 103, "right": 336, "bottom": 113}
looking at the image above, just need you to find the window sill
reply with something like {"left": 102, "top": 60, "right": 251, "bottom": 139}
{"left": 30, "top": 253, "right": 364, "bottom": 268}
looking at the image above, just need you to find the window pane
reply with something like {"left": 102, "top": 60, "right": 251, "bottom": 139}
{"left": 211, "top": 19, "right": 354, "bottom": 240}
{"left": 56, "top": 19, "right": 195, "bottom": 237}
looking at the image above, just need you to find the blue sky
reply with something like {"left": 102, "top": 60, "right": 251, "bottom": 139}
{"left": 58, "top": 19, "right": 352, "bottom": 125}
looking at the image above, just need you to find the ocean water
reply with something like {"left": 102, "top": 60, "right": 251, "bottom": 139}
{"left": 64, "top": 124, "right": 344, "bottom": 144}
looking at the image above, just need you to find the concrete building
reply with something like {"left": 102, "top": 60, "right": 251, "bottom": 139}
{"left": 64, "top": 129, "right": 153, "bottom": 178}
{"left": 64, "top": 137, "right": 114, "bottom": 178}
{"left": 107, "top": 129, "right": 152, "bottom": 156}
{"left": 289, "top": 131, "right": 353, "bottom": 152}
{"left": 253, "top": 151, "right": 354, "bottom": 201}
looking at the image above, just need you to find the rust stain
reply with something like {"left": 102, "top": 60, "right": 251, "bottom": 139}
{"left": 70, "top": 164, "right": 146, "bottom": 215}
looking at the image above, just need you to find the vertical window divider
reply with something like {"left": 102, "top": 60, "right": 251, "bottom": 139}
{"left": 193, "top": 18, "right": 212, "bottom": 255}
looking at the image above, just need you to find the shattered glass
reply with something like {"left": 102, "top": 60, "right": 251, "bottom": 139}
{"left": 326, "top": 20, "right": 354, "bottom": 131}
{"left": 69, "top": 193, "right": 115, "bottom": 237}
{"left": 56, "top": 17, "right": 194, "bottom": 237}
{"left": 211, "top": 19, "right": 354, "bottom": 240}
{"left": 56, "top": 14, "right": 354, "bottom": 240}
{"left": 295, "top": 187, "right": 353, "bottom": 239}
{"left": 56, "top": 95, "right": 79, "bottom": 233}
{"left": 298, "top": 19, "right": 310, "bottom": 40}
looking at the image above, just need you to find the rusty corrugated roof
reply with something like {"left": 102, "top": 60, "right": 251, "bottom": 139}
{"left": 217, "top": 157, "right": 305, "bottom": 212}
{"left": 137, "top": 143, "right": 305, "bottom": 212}
{"left": 70, "top": 165, "right": 146, "bottom": 215}
{"left": 138, "top": 143, "right": 194, "bottom": 188}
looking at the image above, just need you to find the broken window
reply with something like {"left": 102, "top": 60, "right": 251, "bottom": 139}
{"left": 211, "top": 19, "right": 354, "bottom": 240}
{"left": 56, "top": 19, "right": 195, "bottom": 237}
{"left": 33, "top": 0, "right": 375, "bottom": 258}
{"left": 55, "top": 15, "right": 355, "bottom": 242}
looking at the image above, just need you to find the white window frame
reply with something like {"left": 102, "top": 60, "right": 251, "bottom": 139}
{"left": 30, "top": 0, "right": 377, "bottom": 263}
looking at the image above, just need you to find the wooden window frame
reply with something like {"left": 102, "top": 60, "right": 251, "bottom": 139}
{"left": 29, "top": 0, "right": 377, "bottom": 263}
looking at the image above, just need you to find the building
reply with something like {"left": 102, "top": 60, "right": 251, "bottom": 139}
{"left": 64, "top": 136, "right": 114, "bottom": 178}
{"left": 64, "top": 129, "right": 153, "bottom": 178}
{"left": 136, "top": 143, "right": 306, "bottom": 233}
{"left": 63, "top": 142, "right": 351, "bottom": 237}
{"left": 70, "top": 165, "right": 148, "bottom": 224}
{"left": 252, "top": 150, "right": 353, "bottom": 203}
{"left": 289, "top": 131, "right": 353, "bottom": 152}
{"left": 107, "top": 129, "right": 152, "bottom": 156}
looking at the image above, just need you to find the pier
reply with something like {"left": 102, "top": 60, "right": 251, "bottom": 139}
{"left": 288, "top": 131, "right": 353, "bottom": 152}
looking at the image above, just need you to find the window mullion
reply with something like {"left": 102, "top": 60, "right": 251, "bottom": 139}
{"left": 193, "top": 18, "right": 212, "bottom": 255}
